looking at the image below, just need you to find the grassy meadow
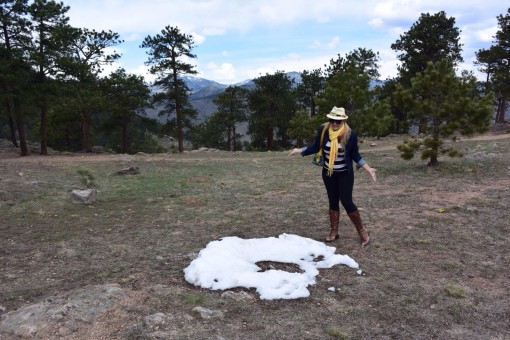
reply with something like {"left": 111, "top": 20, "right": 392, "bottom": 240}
{"left": 0, "top": 135, "right": 509, "bottom": 339}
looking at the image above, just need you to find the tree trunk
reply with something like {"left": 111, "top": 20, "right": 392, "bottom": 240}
{"left": 8, "top": 114, "right": 18, "bottom": 147}
{"left": 176, "top": 105, "right": 183, "bottom": 153}
{"left": 121, "top": 117, "right": 128, "bottom": 154}
{"left": 65, "top": 127, "right": 71, "bottom": 150}
{"left": 15, "top": 113, "right": 28, "bottom": 156}
{"left": 81, "top": 110, "right": 91, "bottom": 152}
{"left": 226, "top": 125, "right": 232, "bottom": 151}
{"left": 232, "top": 125, "right": 236, "bottom": 151}
{"left": 4, "top": 100, "right": 19, "bottom": 148}
{"left": 267, "top": 127, "right": 274, "bottom": 151}
{"left": 418, "top": 118, "right": 427, "bottom": 134}
{"left": 496, "top": 96, "right": 506, "bottom": 124}
{"left": 427, "top": 155, "right": 439, "bottom": 166}
{"left": 40, "top": 104, "right": 48, "bottom": 155}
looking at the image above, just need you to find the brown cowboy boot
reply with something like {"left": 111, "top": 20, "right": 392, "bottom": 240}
{"left": 347, "top": 210, "right": 370, "bottom": 247}
{"left": 326, "top": 209, "right": 340, "bottom": 242}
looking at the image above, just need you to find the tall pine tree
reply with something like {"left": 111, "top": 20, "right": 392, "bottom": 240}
{"left": 141, "top": 25, "right": 197, "bottom": 153}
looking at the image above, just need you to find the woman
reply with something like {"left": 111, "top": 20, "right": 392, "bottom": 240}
{"left": 288, "top": 106, "right": 377, "bottom": 247}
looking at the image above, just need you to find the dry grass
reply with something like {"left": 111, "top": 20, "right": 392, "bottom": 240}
{"left": 0, "top": 134, "right": 509, "bottom": 339}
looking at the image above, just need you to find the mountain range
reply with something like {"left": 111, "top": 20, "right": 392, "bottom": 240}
{"left": 147, "top": 72, "right": 383, "bottom": 124}
{"left": 145, "top": 72, "right": 302, "bottom": 123}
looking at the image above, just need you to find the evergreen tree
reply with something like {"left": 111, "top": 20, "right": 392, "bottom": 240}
{"left": 378, "top": 78, "right": 408, "bottom": 134}
{"left": 28, "top": 0, "right": 71, "bottom": 155}
{"left": 395, "top": 60, "right": 493, "bottom": 166}
{"left": 391, "top": 11, "right": 463, "bottom": 134}
{"left": 58, "top": 27, "right": 122, "bottom": 152}
{"left": 287, "top": 109, "right": 324, "bottom": 147}
{"left": 475, "top": 8, "right": 510, "bottom": 124}
{"left": 100, "top": 68, "right": 151, "bottom": 154}
{"left": 318, "top": 54, "right": 392, "bottom": 136}
{"left": 296, "top": 69, "right": 324, "bottom": 116}
{"left": 212, "top": 85, "right": 249, "bottom": 151}
{"left": 324, "top": 48, "right": 380, "bottom": 81}
{"left": 1, "top": 0, "right": 31, "bottom": 155}
{"left": 248, "top": 71, "right": 295, "bottom": 151}
{"left": 141, "top": 25, "right": 197, "bottom": 153}
{"left": 391, "top": 11, "right": 463, "bottom": 86}
{"left": 191, "top": 112, "right": 231, "bottom": 150}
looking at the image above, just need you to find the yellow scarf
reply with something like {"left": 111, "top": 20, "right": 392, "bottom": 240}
{"left": 327, "top": 123, "right": 345, "bottom": 176}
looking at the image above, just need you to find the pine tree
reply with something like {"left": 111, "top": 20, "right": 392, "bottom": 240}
{"left": 28, "top": 0, "right": 72, "bottom": 155}
{"left": 395, "top": 60, "right": 493, "bottom": 166}
{"left": 1, "top": 0, "right": 32, "bottom": 155}
{"left": 296, "top": 69, "right": 324, "bottom": 116}
{"left": 317, "top": 51, "right": 392, "bottom": 136}
{"left": 212, "top": 86, "right": 249, "bottom": 151}
{"left": 248, "top": 71, "right": 295, "bottom": 151}
{"left": 391, "top": 11, "right": 463, "bottom": 134}
{"left": 101, "top": 68, "right": 151, "bottom": 154}
{"left": 58, "top": 27, "right": 123, "bottom": 152}
{"left": 475, "top": 8, "right": 510, "bottom": 124}
{"left": 141, "top": 25, "right": 197, "bottom": 153}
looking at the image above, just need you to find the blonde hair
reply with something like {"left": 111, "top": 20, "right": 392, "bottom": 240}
{"left": 325, "top": 121, "right": 351, "bottom": 149}
{"left": 339, "top": 122, "right": 351, "bottom": 149}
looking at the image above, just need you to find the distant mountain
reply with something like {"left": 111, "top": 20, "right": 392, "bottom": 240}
{"left": 184, "top": 71, "right": 303, "bottom": 121}
{"left": 145, "top": 75, "right": 259, "bottom": 123}
{"left": 146, "top": 73, "right": 385, "bottom": 123}
{"left": 180, "top": 75, "right": 228, "bottom": 94}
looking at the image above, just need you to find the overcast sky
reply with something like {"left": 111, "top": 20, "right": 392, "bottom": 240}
{"left": 64, "top": 0, "right": 507, "bottom": 84}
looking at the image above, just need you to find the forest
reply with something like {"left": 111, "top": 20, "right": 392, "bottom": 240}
{"left": 1, "top": 1, "right": 509, "bottom": 165}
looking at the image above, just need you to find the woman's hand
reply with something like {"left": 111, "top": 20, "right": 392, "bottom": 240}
{"left": 362, "top": 164, "right": 377, "bottom": 182}
{"left": 288, "top": 148, "right": 303, "bottom": 157}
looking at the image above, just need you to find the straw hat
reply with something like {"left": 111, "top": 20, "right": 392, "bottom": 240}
{"left": 326, "top": 106, "right": 348, "bottom": 120}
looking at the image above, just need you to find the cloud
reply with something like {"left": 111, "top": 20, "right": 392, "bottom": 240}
{"left": 192, "top": 32, "right": 206, "bottom": 45}
{"left": 474, "top": 26, "right": 497, "bottom": 42}
{"left": 307, "top": 37, "right": 340, "bottom": 50}
{"left": 369, "top": 18, "right": 384, "bottom": 28}
{"left": 308, "top": 40, "right": 322, "bottom": 49}
{"left": 201, "top": 27, "right": 226, "bottom": 36}
{"left": 202, "top": 62, "right": 237, "bottom": 83}
{"left": 64, "top": 0, "right": 508, "bottom": 84}
{"left": 325, "top": 36, "right": 341, "bottom": 49}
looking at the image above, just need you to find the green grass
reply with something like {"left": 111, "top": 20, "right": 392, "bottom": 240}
{"left": 444, "top": 283, "right": 468, "bottom": 298}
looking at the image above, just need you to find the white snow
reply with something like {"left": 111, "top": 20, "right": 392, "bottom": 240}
{"left": 183, "top": 233, "right": 360, "bottom": 300}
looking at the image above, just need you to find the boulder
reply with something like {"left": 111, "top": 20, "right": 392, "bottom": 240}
{"left": 115, "top": 166, "right": 140, "bottom": 175}
{"left": 71, "top": 189, "right": 97, "bottom": 204}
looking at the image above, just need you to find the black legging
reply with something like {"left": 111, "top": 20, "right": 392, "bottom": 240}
{"left": 322, "top": 169, "right": 357, "bottom": 213}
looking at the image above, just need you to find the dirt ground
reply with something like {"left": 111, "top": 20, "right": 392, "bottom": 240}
{"left": 1, "top": 129, "right": 509, "bottom": 339}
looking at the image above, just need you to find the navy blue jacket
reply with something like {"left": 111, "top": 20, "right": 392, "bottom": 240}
{"left": 301, "top": 124, "right": 366, "bottom": 173}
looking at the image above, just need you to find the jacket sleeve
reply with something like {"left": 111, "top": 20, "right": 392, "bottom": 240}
{"left": 301, "top": 125, "right": 325, "bottom": 157}
{"left": 349, "top": 131, "right": 366, "bottom": 169}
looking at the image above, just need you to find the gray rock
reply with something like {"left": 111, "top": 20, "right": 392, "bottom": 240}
{"left": 71, "top": 189, "right": 97, "bottom": 204}
{"left": 144, "top": 312, "right": 168, "bottom": 329}
{"left": 192, "top": 307, "right": 224, "bottom": 320}
{"left": 115, "top": 166, "right": 140, "bottom": 175}
{"left": 0, "top": 284, "right": 125, "bottom": 338}
{"left": 220, "top": 290, "right": 255, "bottom": 302}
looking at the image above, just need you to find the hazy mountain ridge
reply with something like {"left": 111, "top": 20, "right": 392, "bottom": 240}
{"left": 184, "top": 72, "right": 301, "bottom": 122}
{"left": 147, "top": 72, "right": 381, "bottom": 123}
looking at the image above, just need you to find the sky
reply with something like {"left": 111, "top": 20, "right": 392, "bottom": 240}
{"left": 64, "top": 0, "right": 508, "bottom": 85}
{"left": 183, "top": 234, "right": 361, "bottom": 300}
